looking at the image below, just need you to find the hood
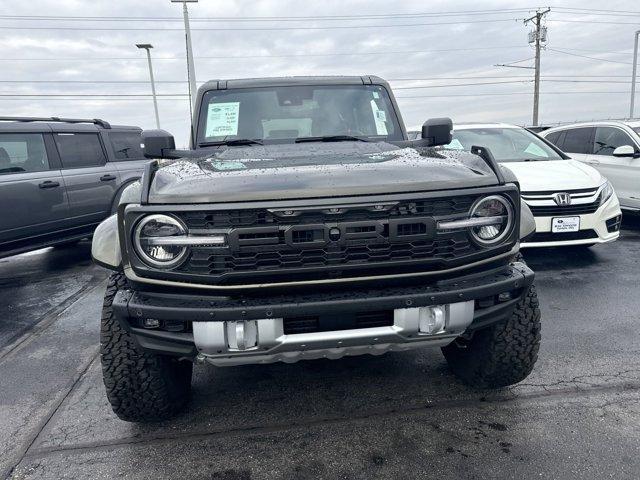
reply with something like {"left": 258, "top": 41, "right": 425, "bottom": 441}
{"left": 146, "top": 142, "right": 499, "bottom": 204}
{"left": 501, "top": 159, "right": 604, "bottom": 193}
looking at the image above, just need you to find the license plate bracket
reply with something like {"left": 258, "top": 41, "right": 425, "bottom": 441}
{"left": 552, "top": 216, "right": 580, "bottom": 233}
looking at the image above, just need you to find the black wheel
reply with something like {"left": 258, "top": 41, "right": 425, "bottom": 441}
{"left": 100, "top": 272, "right": 192, "bottom": 422}
{"left": 442, "top": 285, "right": 541, "bottom": 388}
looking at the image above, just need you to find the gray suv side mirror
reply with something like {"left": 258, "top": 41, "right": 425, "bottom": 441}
{"left": 142, "top": 129, "right": 176, "bottom": 159}
{"left": 612, "top": 145, "right": 637, "bottom": 157}
{"left": 421, "top": 118, "right": 453, "bottom": 146}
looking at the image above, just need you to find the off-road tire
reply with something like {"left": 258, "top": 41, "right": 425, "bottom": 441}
{"left": 100, "top": 272, "right": 192, "bottom": 422}
{"left": 442, "top": 285, "right": 541, "bottom": 388}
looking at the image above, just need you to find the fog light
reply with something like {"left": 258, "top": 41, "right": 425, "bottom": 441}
{"left": 498, "top": 292, "right": 512, "bottom": 302}
{"left": 226, "top": 320, "right": 258, "bottom": 351}
{"left": 418, "top": 306, "right": 446, "bottom": 335}
{"left": 143, "top": 318, "right": 160, "bottom": 329}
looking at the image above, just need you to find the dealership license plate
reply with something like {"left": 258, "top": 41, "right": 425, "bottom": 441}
{"left": 552, "top": 216, "right": 580, "bottom": 233}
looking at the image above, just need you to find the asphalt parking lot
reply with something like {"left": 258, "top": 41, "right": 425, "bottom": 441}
{"left": 1, "top": 217, "right": 639, "bottom": 480}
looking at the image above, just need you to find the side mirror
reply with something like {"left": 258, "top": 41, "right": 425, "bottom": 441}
{"left": 142, "top": 129, "right": 176, "bottom": 159}
{"left": 612, "top": 145, "right": 636, "bottom": 157}
{"left": 421, "top": 118, "right": 453, "bottom": 147}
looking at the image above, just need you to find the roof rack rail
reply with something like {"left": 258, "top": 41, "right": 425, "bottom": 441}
{"left": 0, "top": 116, "right": 111, "bottom": 129}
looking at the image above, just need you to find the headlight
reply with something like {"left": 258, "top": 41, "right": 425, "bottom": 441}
{"left": 600, "top": 180, "right": 614, "bottom": 204}
{"left": 468, "top": 195, "right": 514, "bottom": 246}
{"left": 437, "top": 195, "right": 514, "bottom": 247}
{"left": 133, "top": 214, "right": 188, "bottom": 268}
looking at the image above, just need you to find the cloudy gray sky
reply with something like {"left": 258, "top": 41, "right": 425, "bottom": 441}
{"left": 0, "top": 0, "right": 638, "bottom": 146}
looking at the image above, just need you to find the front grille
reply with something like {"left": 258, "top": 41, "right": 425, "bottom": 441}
{"left": 184, "top": 235, "right": 473, "bottom": 276}
{"left": 529, "top": 229, "right": 598, "bottom": 243}
{"left": 522, "top": 187, "right": 601, "bottom": 217}
{"left": 283, "top": 310, "right": 394, "bottom": 334}
{"left": 528, "top": 203, "right": 600, "bottom": 216}
{"left": 129, "top": 191, "right": 519, "bottom": 286}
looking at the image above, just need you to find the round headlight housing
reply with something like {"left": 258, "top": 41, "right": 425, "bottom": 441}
{"left": 133, "top": 214, "right": 188, "bottom": 268}
{"left": 469, "top": 195, "right": 514, "bottom": 246}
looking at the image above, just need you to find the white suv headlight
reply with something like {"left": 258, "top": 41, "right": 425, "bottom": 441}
{"left": 133, "top": 214, "right": 189, "bottom": 268}
{"left": 600, "top": 180, "right": 614, "bottom": 204}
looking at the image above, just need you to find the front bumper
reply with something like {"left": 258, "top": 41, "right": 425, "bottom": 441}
{"left": 522, "top": 194, "right": 622, "bottom": 248}
{"left": 112, "top": 261, "right": 534, "bottom": 366}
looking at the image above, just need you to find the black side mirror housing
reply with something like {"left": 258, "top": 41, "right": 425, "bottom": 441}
{"left": 142, "top": 129, "right": 176, "bottom": 159}
{"left": 421, "top": 118, "right": 453, "bottom": 146}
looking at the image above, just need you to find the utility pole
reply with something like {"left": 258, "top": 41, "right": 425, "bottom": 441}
{"left": 136, "top": 44, "right": 160, "bottom": 129}
{"left": 629, "top": 30, "right": 640, "bottom": 118}
{"left": 524, "top": 8, "right": 550, "bottom": 126}
{"left": 171, "top": 0, "right": 198, "bottom": 121}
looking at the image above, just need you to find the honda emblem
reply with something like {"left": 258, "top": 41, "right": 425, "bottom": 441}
{"left": 553, "top": 192, "right": 572, "bottom": 206}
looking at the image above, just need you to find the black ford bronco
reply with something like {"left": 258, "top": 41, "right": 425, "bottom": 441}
{"left": 92, "top": 76, "right": 540, "bottom": 422}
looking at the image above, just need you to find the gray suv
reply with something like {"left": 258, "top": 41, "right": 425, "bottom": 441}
{"left": 0, "top": 117, "right": 149, "bottom": 258}
{"left": 92, "top": 76, "right": 540, "bottom": 422}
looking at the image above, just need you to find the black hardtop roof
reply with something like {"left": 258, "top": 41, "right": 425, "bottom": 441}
{"left": 197, "top": 75, "right": 389, "bottom": 93}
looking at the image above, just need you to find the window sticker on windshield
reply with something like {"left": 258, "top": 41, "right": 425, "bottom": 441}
{"left": 524, "top": 142, "right": 548, "bottom": 157}
{"left": 205, "top": 102, "right": 240, "bottom": 137}
{"left": 208, "top": 160, "right": 246, "bottom": 171}
{"left": 370, "top": 100, "right": 388, "bottom": 135}
{"left": 373, "top": 91, "right": 380, "bottom": 99}
{"left": 444, "top": 138, "right": 465, "bottom": 150}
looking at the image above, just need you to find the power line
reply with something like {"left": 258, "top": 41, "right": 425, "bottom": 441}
{"left": 0, "top": 94, "right": 189, "bottom": 97}
{"left": 551, "top": 10, "right": 640, "bottom": 18}
{"left": 0, "top": 90, "right": 631, "bottom": 101}
{"left": 0, "top": 77, "right": 631, "bottom": 87}
{"left": 396, "top": 91, "right": 631, "bottom": 98}
{"left": 0, "top": 46, "right": 531, "bottom": 62}
{"left": 393, "top": 80, "right": 532, "bottom": 89}
{"left": 0, "top": 17, "right": 522, "bottom": 31}
{"left": 548, "top": 18, "right": 640, "bottom": 25}
{"left": 551, "top": 6, "right": 640, "bottom": 15}
{"left": 0, "top": 9, "right": 538, "bottom": 22}
{"left": 547, "top": 47, "right": 632, "bottom": 65}
{"left": 0, "top": 75, "right": 635, "bottom": 85}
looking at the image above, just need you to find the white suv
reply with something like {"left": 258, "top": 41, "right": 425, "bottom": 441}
{"left": 443, "top": 123, "right": 622, "bottom": 248}
{"left": 541, "top": 121, "right": 640, "bottom": 212}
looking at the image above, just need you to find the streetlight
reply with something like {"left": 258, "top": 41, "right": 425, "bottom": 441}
{"left": 171, "top": 0, "right": 198, "bottom": 119}
{"left": 630, "top": 30, "right": 640, "bottom": 119}
{"left": 136, "top": 43, "right": 160, "bottom": 129}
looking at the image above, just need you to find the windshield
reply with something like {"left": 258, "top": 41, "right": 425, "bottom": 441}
{"left": 196, "top": 84, "right": 403, "bottom": 145}
{"left": 443, "top": 127, "right": 564, "bottom": 162}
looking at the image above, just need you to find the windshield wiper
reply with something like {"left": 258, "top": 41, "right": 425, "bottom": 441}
{"left": 295, "top": 135, "right": 370, "bottom": 143}
{"left": 198, "top": 138, "right": 263, "bottom": 147}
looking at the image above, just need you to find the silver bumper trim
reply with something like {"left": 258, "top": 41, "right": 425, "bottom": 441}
{"left": 193, "top": 301, "right": 474, "bottom": 366}
{"left": 123, "top": 244, "right": 519, "bottom": 291}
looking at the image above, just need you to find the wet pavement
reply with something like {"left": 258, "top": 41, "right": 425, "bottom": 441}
{"left": 1, "top": 220, "right": 639, "bottom": 479}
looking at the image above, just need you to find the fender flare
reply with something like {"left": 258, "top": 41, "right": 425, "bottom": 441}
{"left": 92, "top": 214, "right": 121, "bottom": 270}
{"left": 110, "top": 178, "right": 140, "bottom": 215}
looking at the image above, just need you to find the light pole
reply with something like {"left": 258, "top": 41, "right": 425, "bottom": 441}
{"left": 136, "top": 43, "right": 160, "bottom": 129}
{"left": 171, "top": 0, "right": 198, "bottom": 119}
{"left": 630, "top": 30, "right": 640, "bottom": 119}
